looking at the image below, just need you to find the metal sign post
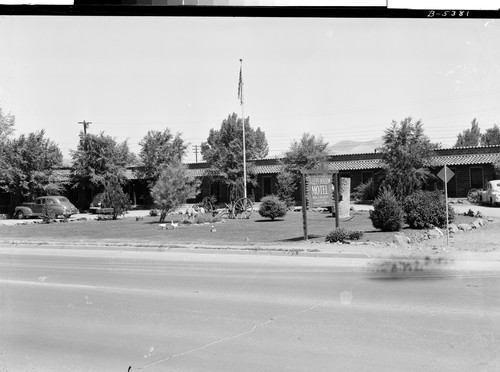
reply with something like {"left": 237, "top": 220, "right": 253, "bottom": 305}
{"left": 437, "top": 165, "right": 455, "bottom": 249}
{"left": 301, "top": 169, "right": 339, "bottom": 241}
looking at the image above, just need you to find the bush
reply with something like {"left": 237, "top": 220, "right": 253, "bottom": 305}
{"left": 149, "top": 209, "right": 159, "bottom": 217}
{"left": 403, "top": 191, "right": 455, "bottom": 229}
{"left": 258, "top": 195, "right": 287, "bottom": 221}
{"left": 325, "top": 228, "right": 364, "bottom": 243}
{"left": 369, "top": 188, "right": 405, "bottom": 232}
{"left": 353, "top": 178, "right": 376, "bottom": 202}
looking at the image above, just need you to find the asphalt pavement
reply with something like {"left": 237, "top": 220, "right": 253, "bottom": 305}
{"left": 1, "top": 247, "right": 499, "bottom": 372}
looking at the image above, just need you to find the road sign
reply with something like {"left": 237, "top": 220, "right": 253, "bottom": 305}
{"left": 437, "top": 166, "right": 454, "bottom": 184}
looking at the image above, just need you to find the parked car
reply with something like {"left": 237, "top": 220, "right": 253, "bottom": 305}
{"left": 14, "top": 196, "right": 79, "bottom": 219}
{"left": 479, "top": 180, "right": 500, "bottom": 207}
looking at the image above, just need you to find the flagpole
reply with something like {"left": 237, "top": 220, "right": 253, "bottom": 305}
{"left": 239, "top": 59, "right": 247, "bottom": 200}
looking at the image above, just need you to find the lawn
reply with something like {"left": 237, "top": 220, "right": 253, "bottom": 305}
{"left": 0, "top": 209, "right": 478, "bottom": 246}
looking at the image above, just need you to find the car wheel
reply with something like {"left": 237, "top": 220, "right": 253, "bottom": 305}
{"left": 16, "top": 211, "right": 25, "bottom": 219}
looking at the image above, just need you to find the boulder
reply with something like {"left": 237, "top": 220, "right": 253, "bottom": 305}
{"left": 471, "top": 220, "right": 482, "bottom": 229}
{"left": 448, "top": 223, "right": 459, "bottom": 234}
{"left": 393, "top": 233, "right": 410, "bottom": 246}
{"left": 458, "top": 223, "right": 473, "bottom": 231}
{"left": 427, "top": 227, "right": 444, "bottom": 239}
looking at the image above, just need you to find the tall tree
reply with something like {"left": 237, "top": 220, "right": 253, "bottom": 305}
{"left": 0, "top": 107, "right": 15, "bottom": 142}
{"left": 138, "top": 129, "right": 187, "bottom": 183}
{"left": 480, "top": 124, "right": 500, "bottom": 146}
{"left": 455, "top": 118, "right": 481, "bottom": 147}
{"left": 70, "top": 132, "right": 133, "bottom": 193}
{"left": 380, "top": 117, "right": 436, "bottom": 201}
{"left": 151, "top": 161, "right": 201, "bottom": 222}
{"left": 201, "top": 113, "right": 268, "bottom": 199}
{"left": 1, "top": 130, "right": 65, "bottom": 202}
{"left": 0, "top": 108, "right": 16, "bottom": 192}
{"left": 282, "top": 133, "right": 329, "bottom": 183}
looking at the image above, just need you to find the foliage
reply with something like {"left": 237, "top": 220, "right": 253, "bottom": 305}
{"left": 369, "top": 188, "right": 405, "bottom": 232}
{"left": 41, "top": 204, "right": 57, "bottom": 223}
{"left": 201, "top": 113, "right": 268, "bottom": 198}
{"left": 100, "top": 178, "right": 132, "bottom": 220}
{"left": 325, "top": 228, "right": 364, "bottom": 243}
{"left": 480, "top": 124, "right": 500, "bottom": 146}
{"left": 379, "top": 117, "right": 436, "bottom": 201}
{"left": 138, "top": 129, "right": 187, "bottom": 182}
{"left": 0, "top": 130, "right": 66, "bottom": 204}
{"left": 403, "top": 191, "right": 455, "bottom": 229}
{"left": 183, "top": 214, "right": 220, "bottom": 225}
{"left": 71, "top": 132, "right": 133, "bottom": 194}
{"left": 455, "top": 118, "right": 481, "bottom": 147}
{"left": 281, "top": 133, "right": 329, "bottom": 183}
{"left": 353, "top": 178, "right": 377, "bottom": 202}
{"left": 150, "top": 161, "right": 201, "bottom": 222}
{"left": 258, "top": 195, "right": 287, "bottom": 220}
{"left": 276, "top": 170, "right": 297, "bottom": 208}
{"left": 0, "top": 107, "right": 15, "bottom": 142}
{"left": 149, "top": 209, "right": 159, "bottom": 217}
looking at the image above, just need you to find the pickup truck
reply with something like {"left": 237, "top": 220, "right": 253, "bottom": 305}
{"left": 15, "top": 196, "right": 79, "bottom": 219}
{"left": 479, "top": 180, "right": 500, "bottom": 207}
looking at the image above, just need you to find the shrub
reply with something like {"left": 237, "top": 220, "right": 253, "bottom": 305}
{"left": 403, "top": 190, "right": 455, "bottom": 229}
{"left": 149, "top": 209, "right": 159, "bottom": 217}
{"left": 276, "top": 171, "right": 297, "bottom": 208}
{"left": 369, "top": 188, "right": 405, "bottom": 232}
{"left": 325, "top": 228, "right": 364, "bottom": 243}
{"left": 353, "top": 178, "right": 376, "bottom": 202}
{"left": 258, "top": 195, "right": 287, "bottom": 221}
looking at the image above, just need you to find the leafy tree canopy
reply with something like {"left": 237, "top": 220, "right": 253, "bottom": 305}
{"left": 70, "top": 132, "right": 134, "bottom": 191}
{"left": 201, "top": 113, "right": 268, "bottom": 188}
{"left": 455, "top": 118, "right": 481, "bottom": 147}
{"left": 151, "top": 161, "right": 201, "bottom": 222}
{"left": 0, "top": 107, "right": 15, "bottom": 142}
{"left": 1, "top": 130, "right": 65, "bottom": 201}
{"left": 138, "top": 129, "right": 187, "bottom": 182}
{"left": 282, "top": 133, "right": 329, "bottom": 182}
{"left": 481, "top": 124, "right": 500, "bottom": 146}
{"left": 380, "top": 117, "right": 436, "bottom": 201}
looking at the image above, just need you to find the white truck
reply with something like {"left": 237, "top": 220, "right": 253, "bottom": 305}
{"left": 479, "top": 180, "right": 500, "bottom": 207}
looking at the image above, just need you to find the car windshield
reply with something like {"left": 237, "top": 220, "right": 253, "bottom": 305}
{"left": 57, "top": 197, "right": 70, "bottom": 203}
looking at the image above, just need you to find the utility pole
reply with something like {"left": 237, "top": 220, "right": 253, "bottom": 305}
{"left": 78, "top": 120, "right": 91, "bottom": 135}
{"left": 193, "top": 144, "right": 198, "bottom": 163}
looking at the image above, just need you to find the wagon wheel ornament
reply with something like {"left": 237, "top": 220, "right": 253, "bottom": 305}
{"left": 232, "top": 198, "right": 253, "bottom": 219}
{"left": 467, "top": 188, "right": 480, "bottom": 204}
{"left": 200, "top": 196, "right": 214, "bottom": 214}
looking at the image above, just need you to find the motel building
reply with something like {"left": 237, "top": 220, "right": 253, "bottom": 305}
{"left": 1, "top": 145, "right": 500, "bottom": 213}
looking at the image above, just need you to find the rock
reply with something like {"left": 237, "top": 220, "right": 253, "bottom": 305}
{"left": 471, "top": 220, "right": 482, "bottom": 229}
{"left": 458, "top": 223, "right": 473, "bottom": 231}
{"left": 476, "top": 218, "right": 484, "bottom": 226}
{"left": 393, "top": 233, "right": 410, "bottom": 246}
{"left": 427, "top": 228, "right": 443, "bottom": 239}
{"left": 487, "top": 217, "right": 494, "bottom": 222}
{"left": 448, "top": 223, "right": 459, "bottom": 234}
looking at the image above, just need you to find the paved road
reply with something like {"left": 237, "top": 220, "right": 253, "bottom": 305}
{"left": 1, "top": 247, "right": 499, "bottom": 372}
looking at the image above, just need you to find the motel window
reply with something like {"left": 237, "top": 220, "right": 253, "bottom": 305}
{"left": 470, "top": 167, "right": 484, "bottom": 190}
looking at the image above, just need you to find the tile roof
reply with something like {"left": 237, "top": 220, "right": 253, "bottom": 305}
{"left": 431, "top": 153, "right": 500, "bottom": 166}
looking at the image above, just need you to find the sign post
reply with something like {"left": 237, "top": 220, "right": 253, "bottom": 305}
{"left": 437, "top": 165, "right": 455, "bottom": 249}
{"left": 301, "top": 169, "right": 339, "bottom": 241}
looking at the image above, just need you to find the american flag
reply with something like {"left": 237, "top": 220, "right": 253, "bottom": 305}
{"left": 238, "top": 63, "right": 243, "bottom": 105}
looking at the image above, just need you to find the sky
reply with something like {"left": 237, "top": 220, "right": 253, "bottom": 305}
{"left": 1, "top": 15, "right": 500, "bottom": 164}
